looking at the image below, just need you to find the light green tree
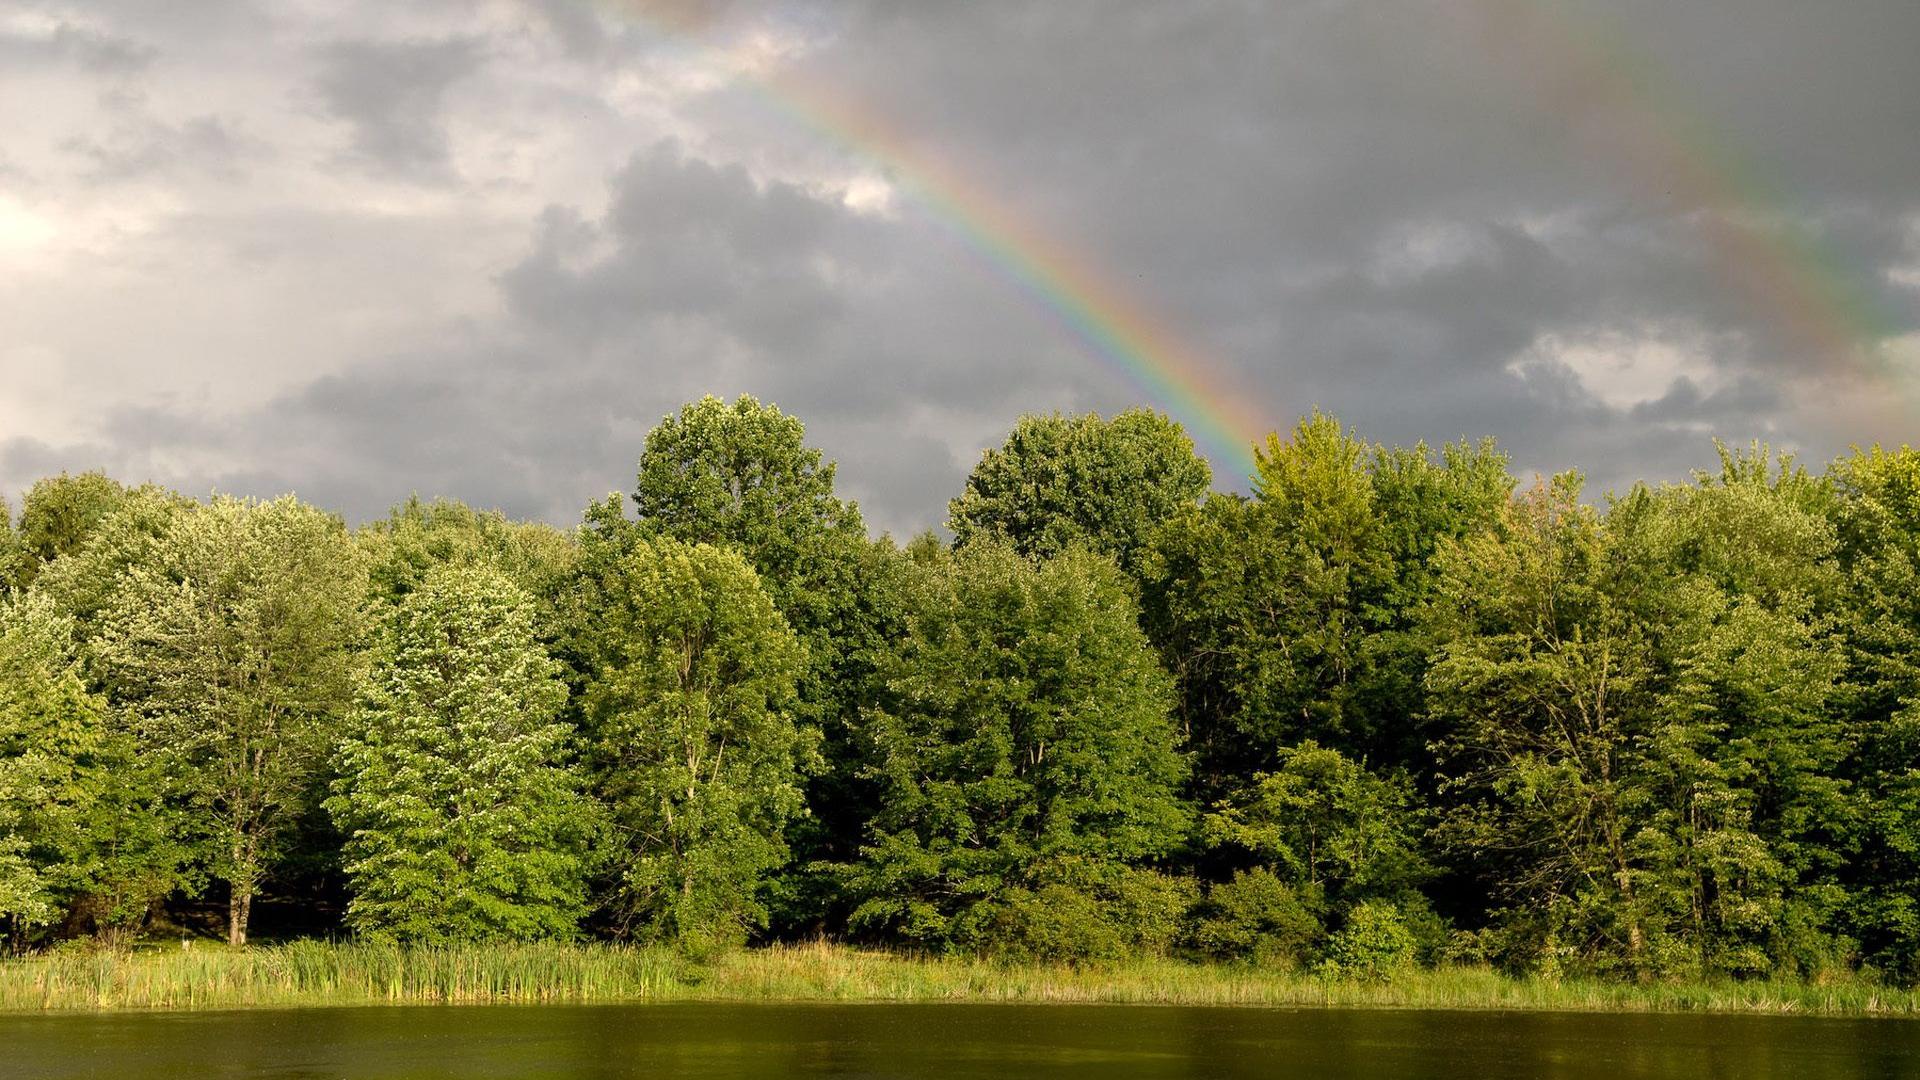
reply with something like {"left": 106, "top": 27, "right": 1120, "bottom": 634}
{"left": 0, "top": 496, "right": 18, "bottom": 593}
{"left": 573, "top": 536, "right": 812, "bottom": 949}
{"left": 92, "top": 495, "right": 366, "bottom": 945}
{"left": 358, "top": 496, "right": 577, "bottom": 613}
{"left": 327, "top": 565, "right": 589, "bottom": 942}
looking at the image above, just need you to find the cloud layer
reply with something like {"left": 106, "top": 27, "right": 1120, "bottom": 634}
{"left": 3, "top": 0, "right": 1917, "bottom": 534}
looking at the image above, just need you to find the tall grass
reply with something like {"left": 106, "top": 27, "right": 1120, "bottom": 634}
{"left": 4, "top": 940, "right": 1917, "bottom": 1015}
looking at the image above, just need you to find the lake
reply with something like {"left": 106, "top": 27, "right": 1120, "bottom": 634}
{"left": 4, "top": 1002, "right": 1916, "bottom": 1079}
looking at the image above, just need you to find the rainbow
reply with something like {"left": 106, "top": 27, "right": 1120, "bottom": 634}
{"left": 589, "top": 2, "right": 1268, "bottom": 480}
{"left": 1464, "top": 0, "right": 1914, "bottom": 425}
{"left": 590, "top": 1, "right": 1914, "bottom": 475}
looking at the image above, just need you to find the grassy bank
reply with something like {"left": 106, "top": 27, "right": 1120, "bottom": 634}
{"left": 3, "top": 941, "right": 1917, "bottom": 1016}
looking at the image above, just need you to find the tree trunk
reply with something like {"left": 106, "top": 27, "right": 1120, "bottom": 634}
{"left": 228, "top": 887, "right": 252, "bottom": 947}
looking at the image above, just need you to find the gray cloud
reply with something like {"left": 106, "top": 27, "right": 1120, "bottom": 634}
{"left": 314, "top": 36, "right": 482, "bottom": 177}
{"left": 3, "top": 0, "right": 1917, "bottom": 535}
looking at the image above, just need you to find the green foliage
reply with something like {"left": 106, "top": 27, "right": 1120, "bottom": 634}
{"left": 630, "top": 395, "right": 867, "bottom": 606}
{"left": 0, "top": 497, "right": 18, "bottom": 593}
{"left": 359, "top": 496, "right": 577, "bottom": 613}
{"left": 0, "top": 594, "right": 186, "bottom": 944}
{"left": 328, "top": 565, "right": 589, "bottom": 943}
{"left": 89, "top": 495, "right": 367, "bottom": 944}
{"left": 965, "top": 860, "right": 1198, "bottom": 962}
{"left": 850, "top": 543, "right": 1189, "bottom": 952}
{"left": 1829, "top": 445, "right": 1920, "bottom": 981}
{"left": 623, "top": 395, "right": 897, "bottom": 932}
{"left": 1204, "top": 741, "right": 1427, "bottom": 902}
{"left": 1426, "top": 456, "right": 1854, "bottom": 980}
{"left": 948, "top": 409, "right": 1210, "bottom": 573}
{"left": 1, "top": 404, "right": 1914, "bottom": 988}
{"left": 12, "top": 472, "right": 130, "bottom": 589}
{"left": 570, "top": 535, "right": 814, "bottom": 950}
{"left": 33, "top": 485, "right": 194, "bottom": 647}
{"left": 1321, "top": 901, "right": 1417, "bottom": 980}
{"left": 1141, "top": 414, "right": 1509, "bottom": 795}
{"left": 1191, "top": 868, "right": 1324, "bottom": 967}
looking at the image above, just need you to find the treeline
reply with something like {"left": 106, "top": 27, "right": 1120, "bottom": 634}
{"left": 1, "top": 396, "right": 1916, "bottom": 985}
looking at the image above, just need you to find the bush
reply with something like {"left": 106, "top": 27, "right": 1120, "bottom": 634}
{"left": 1190, "top": 869, "right": 1323, "bottom": 969}
{"left": 961, "top": 862, "right": 1198, "bottom": 962}
{"left": 1321, "top": 901, "right": 1416, "bottom": 980}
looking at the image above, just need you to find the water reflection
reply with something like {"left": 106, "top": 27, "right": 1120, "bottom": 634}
{"left": 6, "top": 1002, "right": 1917, "bottom": 1079}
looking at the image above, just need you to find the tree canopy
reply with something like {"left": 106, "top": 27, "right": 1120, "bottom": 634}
{"left": 2, "top": 404, "right": 1917, "bottom": 986}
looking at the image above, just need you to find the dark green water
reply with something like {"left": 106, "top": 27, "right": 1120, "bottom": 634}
{"left": 4, "top": 1003, "right": 1917, "bottom": 1079}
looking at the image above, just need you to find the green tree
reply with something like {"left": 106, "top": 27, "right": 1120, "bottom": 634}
{"left": 1426, "top": 456, "right": 1847, "bottom": 978}
{"left": 1204, "top": 742, "right": 1427, "bottom": 903}
{"left": 358, "top": 496, "right": 577, "bottom": 613}
{"left": 92, "top": 496, "right": 366, "bottom": 945}
{"left": 572, "top": 536, "right": 812, "bottom": 948}
{"left": 327, "top": 565, "right": 588, "bottom": 942}
{"left": 1424, "top": 475, "right": 1659, "bottom": 974}
{"left": 12, "top": 472, "right": 130, "bottom": 588}
{"left": 619, "top": 395, "right": 898, "bottom": 933}
{"left": 0, "top": 594, "right": 185, "bottom": 947}
{"left": 948, "top": 409, "right": 1211, "bottom": 574}
{"left": 1830, "top": 445, "right": 1920, "bottom": 981}
{"left": 850, "top": 543, "right": 1189, "bottom": 955}
{"left": 33, "top": 485, "right": 193, "bottom": 650}
{"left": 0, "top": 496, "right": 19, "bottom": 593}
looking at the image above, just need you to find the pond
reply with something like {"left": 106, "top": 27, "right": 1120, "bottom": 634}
{"left": 5, "top": 1002, "right": 1917, "bottom": 1079}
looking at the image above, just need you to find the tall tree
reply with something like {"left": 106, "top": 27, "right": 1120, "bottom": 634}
{"left": 34, "top": 485, "right": 193, "bottom": 649}
{"left": 93, "top": 496, "right": 366, "bottom": 945}
{"left": 948, "top": 409, "right": 1211, "bottom": 574}
{"left": 572, "top": 535, "right": 812, "bottom": 949}
{"left": 1830, "top": 444, "right": 1920, "bottom": 980}
{"left": 1423, "top": 474, "right": 1657, "bottom": 974}
{"left": 850, "top": 543, "right": 1189, "bottom": 955}
{"left": 1426, "top": 456, "right": 1847, "bottom": 978}
{"left": 327, "top": 565, "right": 588, "bottom": 942}
{"left": 621, "top": 394, "right": 896, "bottom": 932}
{"left": 1143, "top": 416, "right": 1510, "bottom": 794}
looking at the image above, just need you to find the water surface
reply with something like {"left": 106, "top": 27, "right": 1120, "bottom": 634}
{"left": 5, "top": 1002, "right": 1916, "bottom": 1079}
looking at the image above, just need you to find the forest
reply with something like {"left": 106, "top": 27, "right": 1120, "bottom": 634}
{"left": 2, "top": 395, "right": 1917, "bottom": 988}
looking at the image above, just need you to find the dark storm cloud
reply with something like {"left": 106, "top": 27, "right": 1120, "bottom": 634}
{"left": 314, "top": 36, "right": 482, "bottom": 177}
{"left": 6, "top": 0, "right": 1918, "bottom": 532}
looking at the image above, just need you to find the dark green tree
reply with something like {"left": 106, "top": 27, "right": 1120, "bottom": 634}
{"left": 0, "top": 593, "right": 186, "bottom": 947}
{"left": 571, "top": 535, "right": 814, "bottom": 949}
{"left": 948, "top": 409, "right": 1211, "bottom": 574}
{"left": 850, "top": 543, "right": 1189, "bottom": 956}
{"left": 1830, "top": 444, "right": 1920, "bottom": 981}
{"left": 620, "top": 395, "right": 900, "bottom": 933}
{"left": 12, "top": 472, "right": 130, "bottom": 589}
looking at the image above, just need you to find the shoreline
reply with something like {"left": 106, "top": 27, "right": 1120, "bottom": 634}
{"left": 3, "top": 942, "right": 1917, "bottom": 1018}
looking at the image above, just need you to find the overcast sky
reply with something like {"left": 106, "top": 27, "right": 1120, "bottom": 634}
{"left": 2, "top": 0, "right": 1916, "bottom": 535}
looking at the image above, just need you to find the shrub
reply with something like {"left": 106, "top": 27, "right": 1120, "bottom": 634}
{"left": 1321, "top": 901, "right": 1416, "bottom": 980}
{"left": 961, "top": 861, "right": 1198, "bottom": 962}
{"left": 1190, "top": 869, "right": 1323, "bottom": 969}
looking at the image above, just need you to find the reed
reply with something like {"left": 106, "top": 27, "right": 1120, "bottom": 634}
{"left": 3, "top": 940, "right": 1916, "bottom": 1016}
